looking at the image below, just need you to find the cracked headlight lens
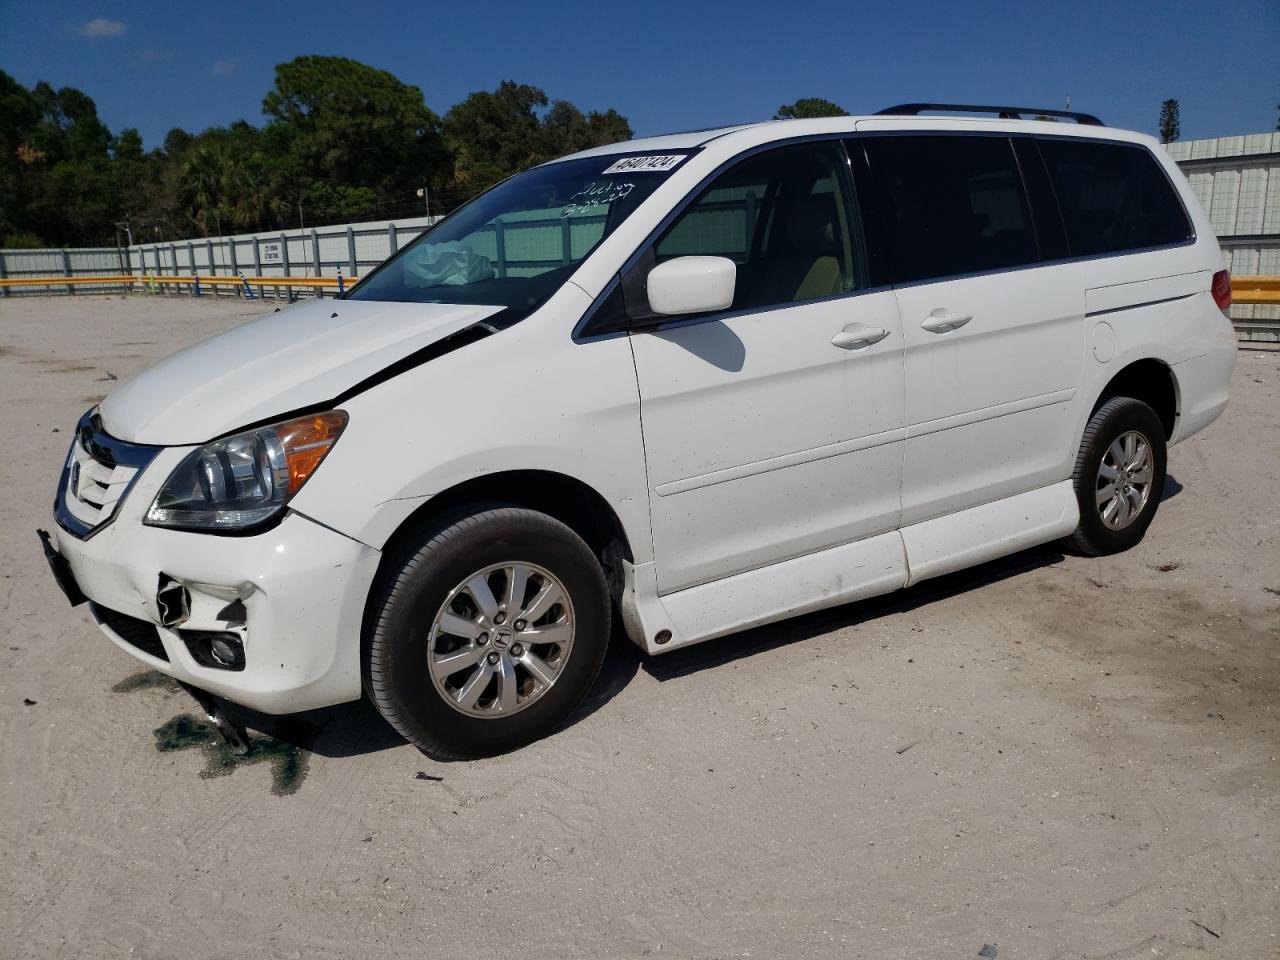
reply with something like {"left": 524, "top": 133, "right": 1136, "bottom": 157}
{"left": 145, "top": 411, "right": 347, "bottom": 531}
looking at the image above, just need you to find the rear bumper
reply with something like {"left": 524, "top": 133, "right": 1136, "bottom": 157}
{"left": 50, "top": 509, "right": 380, "bottom": 714}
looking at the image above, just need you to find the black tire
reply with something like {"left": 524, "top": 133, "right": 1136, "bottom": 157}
{"left": 1068, "top": 396, "right": 1168, "bottom": 556}
{"left": 365, "top": 506, "right": 610, "bottom": 759}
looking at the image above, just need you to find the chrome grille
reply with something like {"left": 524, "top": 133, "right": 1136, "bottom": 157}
{"left": 64, "top": 436, "right": 138, "bottom": 526}
{"left": 56, "top": 410, "right": 160, "bottom": 539}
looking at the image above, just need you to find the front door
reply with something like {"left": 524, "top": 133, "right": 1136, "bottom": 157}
{"left": 629, "top": 141, "right": 907, "bottom": 594}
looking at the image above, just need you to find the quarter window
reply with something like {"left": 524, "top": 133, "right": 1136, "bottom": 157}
{"left": 863, "top": 136, "right": 1038, "bottom": 283}
{"left": 1036, "top": 138, "right": 1192, "bottom": 256}
{"left": 652, "top": 142, "right": 868, "bottom": 312}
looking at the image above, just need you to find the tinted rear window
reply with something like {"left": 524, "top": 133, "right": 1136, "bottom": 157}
{"left": 863, "top": 136, "right": 1037, "bottom": 284}
{"left": 1037, "top": 139, "right": 1192, "bottom": 257}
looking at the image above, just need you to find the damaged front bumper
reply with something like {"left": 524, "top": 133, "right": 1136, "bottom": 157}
{"left": 43, "top": 504, "right": 381, "bottom": 715}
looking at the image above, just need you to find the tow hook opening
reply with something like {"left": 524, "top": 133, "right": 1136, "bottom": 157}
{"left": 156, "top": 575, "right": 190, "bottom": 627}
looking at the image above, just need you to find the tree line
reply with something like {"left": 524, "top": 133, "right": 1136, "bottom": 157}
{"left": 29, "top": 60, "right": 1145, "bottom": 250}
{"left": 0, "top": 56, "right": 635, "bottom": 248}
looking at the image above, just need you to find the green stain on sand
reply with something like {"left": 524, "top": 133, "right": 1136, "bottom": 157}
{"left": 153, "top": 714, "right": 310, "bottom": 796}
{"left": 111, "top": 670, "right": 181, "bottom": 694}
{"left": 114, "top": 670, "right": 310, "bottom": 796}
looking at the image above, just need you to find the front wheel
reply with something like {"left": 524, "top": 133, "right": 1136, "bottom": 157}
{"left": 1068, "top": 396, "right": 1168, "bottom": 556}
{"left": 365, "top": 506, "right": 610, "bottom": 759}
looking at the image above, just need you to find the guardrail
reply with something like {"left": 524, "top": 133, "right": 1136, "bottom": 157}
{"left": 3, "top": 273, "right": 1274, "bottom": 296}
{"left": 1231, "top": 275, "right": 1279, "bottom": 303}
{"left": 1232, "top": 276, "right": 1280, "bottom": 344}
{"left": 0, "top": 273, "right": 357, "bottom": 298}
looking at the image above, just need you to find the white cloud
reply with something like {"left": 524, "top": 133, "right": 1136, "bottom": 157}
{"left": 211, "top": 60, "right": 236, "bottom": 76}
{"left": 78, "top": 18, "right": 126, "bottom": 38}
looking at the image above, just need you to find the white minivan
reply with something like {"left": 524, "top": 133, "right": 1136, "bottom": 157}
{"left": 42, "top": 104, "right": 1237, "bottom": 758}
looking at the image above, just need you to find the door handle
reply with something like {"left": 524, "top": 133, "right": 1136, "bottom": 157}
{"left": 920, "top": 309, "right": 972, "bottom": 333}
{"left": 831, "top": 324, "right": 890, "bottom": 349}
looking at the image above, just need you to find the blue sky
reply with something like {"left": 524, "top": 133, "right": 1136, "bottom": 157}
{"left": 2, "top": 0, "right": 1277, "bottom": 148}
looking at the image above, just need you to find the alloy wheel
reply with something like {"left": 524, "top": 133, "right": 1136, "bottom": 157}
{"left": 1095, "top": 429, "right": 1154, "bottom": 530}
{"left": 426, "top": 562, "right": 575, "bottom": 718}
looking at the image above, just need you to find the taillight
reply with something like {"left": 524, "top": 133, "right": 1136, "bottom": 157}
{"left": 1211, "top": 269, "right": 1231, "bottom": 315}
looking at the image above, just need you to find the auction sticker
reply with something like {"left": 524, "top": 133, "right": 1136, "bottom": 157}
{"left": 602, "top": 155, "right": 685, "bottom": 174}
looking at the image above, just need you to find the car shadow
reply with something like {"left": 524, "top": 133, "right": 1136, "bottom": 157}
{"left": 222, "top": 609, "right": 645, "bottom": 761}
{"left": 222, "top": 696, "right": 405, "bottom": 760}
{"left": 652, "top": 319, "right": 746, "bottom": 372}
{"left": 641, "top": 542, "right": 1068, "bottom": 683}
{"left": 567, "top": 610, "right": 645, "bottom": 720}
{"left": 224, "top": 542, "right": 1067, "bottom": 759}
{"left": 1161, "top": 473, "right": 1183, "bottom": 503}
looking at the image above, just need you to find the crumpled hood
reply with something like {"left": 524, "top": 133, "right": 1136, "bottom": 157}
{"left": 100, "top": 298, "right": 504, "bottom": 445}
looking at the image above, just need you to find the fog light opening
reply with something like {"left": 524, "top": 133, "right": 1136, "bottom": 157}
{"left": 180, "top": 630, "right": 246, "bottom": 671}
{"left": 210, "top": 636, "right": 239, "bottom": 666}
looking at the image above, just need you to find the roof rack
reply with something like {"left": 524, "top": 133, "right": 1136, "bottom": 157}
{"left": 875, "top": 103, "right": 1104, "bottom": 126}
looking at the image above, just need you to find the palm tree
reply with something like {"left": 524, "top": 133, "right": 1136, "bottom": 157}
{"left": 183, "top": 138, "right": 274, "bottom": 236}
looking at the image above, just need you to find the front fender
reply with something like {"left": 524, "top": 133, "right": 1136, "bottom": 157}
{"left": 290, "top": 288, "right": 652, "bottom": 562}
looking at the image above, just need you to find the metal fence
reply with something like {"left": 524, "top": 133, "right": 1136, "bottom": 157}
{"left": 3, "top": 206, "right": 1278, "bottom": 343}
{"left": 0, "top": 208, "right": 620, "bottom": 299}
{"left": 0, "top": 215, "right": 441, "bottom": 299}
{"left": 1166, "top": 133, "right": 1280, "bottom": 335}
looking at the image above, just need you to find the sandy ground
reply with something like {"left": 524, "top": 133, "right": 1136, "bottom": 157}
{"left": 1, "top": 293, "right": 1277, "bottom": 960}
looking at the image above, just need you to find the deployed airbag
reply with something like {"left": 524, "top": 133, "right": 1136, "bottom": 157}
{"left": 405, "top": 242, "right": 496, "bottom": 287}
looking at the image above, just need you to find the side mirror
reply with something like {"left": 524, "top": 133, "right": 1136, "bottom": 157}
{"left": 646, "top": 256, "right": 736, "bottom": 317}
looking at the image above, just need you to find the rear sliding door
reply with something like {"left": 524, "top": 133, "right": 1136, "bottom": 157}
{"left": 857, "top": 134, "right": 1085, "bottom": 526}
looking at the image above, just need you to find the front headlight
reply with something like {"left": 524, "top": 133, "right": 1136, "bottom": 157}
{"left": 144, "top": 411, "right": 348, "bottom": 531}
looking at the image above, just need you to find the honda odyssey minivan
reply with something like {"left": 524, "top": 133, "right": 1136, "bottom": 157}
{"left": 41, "top": 104, "right": 1237, "bottom": 758}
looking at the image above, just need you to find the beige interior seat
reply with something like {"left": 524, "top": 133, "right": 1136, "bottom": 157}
{"left": 747, "top": 194, "right": 844, "bottom": 307}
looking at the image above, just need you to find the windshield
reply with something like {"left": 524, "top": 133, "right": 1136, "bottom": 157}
{"left": 347, "top": 152, "right": 691, "bottom": 322}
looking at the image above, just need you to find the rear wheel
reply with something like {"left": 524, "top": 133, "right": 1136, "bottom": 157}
{"left": 1068, "top": 396, "right": 1167, "bottom": 556}
{"left": 365, "top": 506, "right": 610, "bottom": 759}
